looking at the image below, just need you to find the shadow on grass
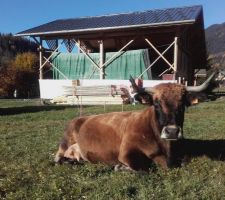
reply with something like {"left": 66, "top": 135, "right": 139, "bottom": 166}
{"left": 0, "top": 105, "right": 76, "bottom": 115}
{"left": 172, "top": 139, "right": 225, "bottom": 163}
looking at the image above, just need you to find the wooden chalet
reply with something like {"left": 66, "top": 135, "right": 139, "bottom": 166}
{"left": 15, "top": 5, "right": 207, "bottom": 103}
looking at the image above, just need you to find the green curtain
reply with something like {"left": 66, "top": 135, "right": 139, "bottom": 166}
{"left": 52, "top": 49, "right": 151, "bottom": 80}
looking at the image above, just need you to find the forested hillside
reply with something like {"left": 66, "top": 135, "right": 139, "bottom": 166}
{"left": 205, "top": 23, "right": 225, "bottom": 69}
{"left": 0, "top": 33, "right": 37, "bottom": 66}
{"left": 0, "top": 33, "right": 39, "bottom": 98}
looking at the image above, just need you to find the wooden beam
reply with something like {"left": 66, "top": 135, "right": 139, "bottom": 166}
{"left": 159, "top": 68, "right": 170, "bottom": 77}
{"left": 56, "top": 39, "right": 59, "bottom": 52}
{"left": 73, "top": 39, "right": 100, "bottom": 70}
{"left": 138, "top": 41, "right": 175, "bottom": 78}
{"left": 77, "top": 39, "right": 81, "bottom": 53}
{"left": 43, "top": 56, "right": 68, "bottom": 79}
{"left": 103, "top": 39, "right": 134, "bottom": 68}
{"left": 40, "top": 26, "right": 177, "bottom": 41}
{"left": 173, "top": 37, "right": 179, "bottom": 79}
{"left": 82, "top": 40, "right": 94, "bottom": 52}
{"left": 87, "top": 39, "right": 134, "bottom": 79}
{"left": 40, "top": 41, "right": 63, "bottom": 70}
{"left": 159, "top": 37, "right": 179, "bottom": 78}
{"left": 145, "top": 38, "right": 174, "bottom": 70}
{"left": 31, "top": 36, "right": 41, "bottom": 45}
{"left": 99, "top": 40, "right": 104, "bottom": 79}
{"left": 39, "top": 38, "right": 43, "bottom": 79}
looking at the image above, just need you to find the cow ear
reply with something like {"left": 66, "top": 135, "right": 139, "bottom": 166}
{"left": 185, "top": 93, "right": 200, "bottom": 106}
{"left": 128, "top": 75, "right": 154, "bottom": 105}
{"left": 134, "top": 92, "right": 153, "bottom": 105}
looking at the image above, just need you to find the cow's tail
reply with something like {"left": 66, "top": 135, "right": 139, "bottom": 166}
{"left": 54, "top": 117, "right": 86, "bottom": 163}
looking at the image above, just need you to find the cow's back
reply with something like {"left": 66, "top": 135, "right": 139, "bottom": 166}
{"left": 76, "top": 111, "right": 136, "bottom": 164}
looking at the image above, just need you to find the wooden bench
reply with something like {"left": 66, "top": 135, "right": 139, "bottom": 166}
{"left": 64, "top": 85, "right": 125, "bottom": 95}
{"left": 62, "top": 85, "right": 126, "bottom": 105}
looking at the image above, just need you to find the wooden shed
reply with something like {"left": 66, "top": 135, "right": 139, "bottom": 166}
{"left": 15, "top": 5, "right": 207, "bottom": 100}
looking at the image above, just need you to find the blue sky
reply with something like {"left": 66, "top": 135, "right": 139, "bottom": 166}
{"left": 1, "top": 0, "right": 225, "bottom": 34}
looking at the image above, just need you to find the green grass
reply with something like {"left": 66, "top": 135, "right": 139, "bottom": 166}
{"left": 1, "top": 99, "right": 225, "bottom": 199}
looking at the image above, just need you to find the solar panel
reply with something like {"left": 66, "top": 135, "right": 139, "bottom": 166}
{"left": 16, "top": 5, "right": 202, "bottom": 36}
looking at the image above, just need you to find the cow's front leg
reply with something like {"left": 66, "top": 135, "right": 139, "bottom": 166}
{"left": 114, "top": 164, "right": 134, "bottom": 172}
{"left": 64, "top": 143, "right": 82, "bottom": 162}
{"left": 152, "top": 155, "right": 168, "bottom": 169}
{"left": 54, "top": 140, "right": 68, "bottom": 163}
{"left": 118, "top": 148, "right": 153, "bottom": 172}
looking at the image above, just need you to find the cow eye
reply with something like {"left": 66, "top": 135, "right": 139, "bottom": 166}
{"left": 153, "top": 100, "right": 161, "bottom": 110}
{"left": 153, "top": 100, "right": 167, "bottom": 126}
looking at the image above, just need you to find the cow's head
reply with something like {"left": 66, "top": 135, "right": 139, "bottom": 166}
{"left": 149, "top": 83, "right": 186, "bottom": 140}
{"left": 130, "top": 72, "right": 216, "bottom": 141}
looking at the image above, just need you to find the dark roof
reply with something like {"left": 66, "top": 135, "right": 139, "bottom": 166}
{"left": 16, "top": 5, "right": 203, "bottom": 37}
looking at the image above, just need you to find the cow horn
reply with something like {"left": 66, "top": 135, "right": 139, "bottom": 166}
{"left": 129, "top": 75, "right": 140, "bottom": 93}
{"left": 144, "top": 87, "right": 154, "bottom": 94}
{"left": 186, "top": 71, "right": 217, "bottom": 92}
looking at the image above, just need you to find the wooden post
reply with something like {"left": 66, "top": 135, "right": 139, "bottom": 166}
{"left": 173, "top": 37, "right": 178, "bottom": 80}
{"left": 39, "top": 38, "right": 43, "bottom": 79}
{"left": 194, "top": 79, "right": 197, "bottom": 86}
{"left": 99, "top": 40, "right": 104, "bottom": 79}
{"left": 79, "top": 96, "right": 83, "bottom": 117}
{"left": 56, "top": 39, "right": 59, "bottom": 52}
{"left": 178, "top": 77, "right": 181, "bottom": 84}
{"left": 77, "top": 39, "right": 81, "bottom": 53}
{"left": 104, "top": 101, "right": 106, "bottom": 112}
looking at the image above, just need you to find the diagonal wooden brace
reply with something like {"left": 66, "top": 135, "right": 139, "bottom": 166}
{"left": 145, "top": 38, "right": 175, "bottom": 71}
{"left": 40, "top": 41, "right": 63, "bottom": 70}
{"left": 43, "top": 56, "right": 69, "bottom": 79}
{"left": 73, "top": 39, "right": 100, "bottom": 71}
{"left": 103, "top": 39, "right": 135, "bottom": 68}
{"left": 138, "top": 41, "right": 175, "bottom": 78}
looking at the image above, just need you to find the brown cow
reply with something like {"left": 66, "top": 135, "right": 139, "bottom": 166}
{"left": 55, "top": 73, "right": 216, "bottom": 171}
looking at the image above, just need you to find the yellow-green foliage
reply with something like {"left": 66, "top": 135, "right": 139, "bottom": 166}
{"left": 14, "top": 52, "right": 38, "bottom": 72}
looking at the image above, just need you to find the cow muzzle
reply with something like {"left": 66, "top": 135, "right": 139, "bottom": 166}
{"left": 161, "top": 125, "right": 183, "bottom": 140}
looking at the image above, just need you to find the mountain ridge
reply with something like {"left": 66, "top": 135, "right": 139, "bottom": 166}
{"left": 205, "top": 22, "right": 225, "bottom": 69}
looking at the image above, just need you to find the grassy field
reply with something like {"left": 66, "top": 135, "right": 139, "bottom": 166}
{"left": 1, "top": 99, "right": 225, "bottom": 199}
